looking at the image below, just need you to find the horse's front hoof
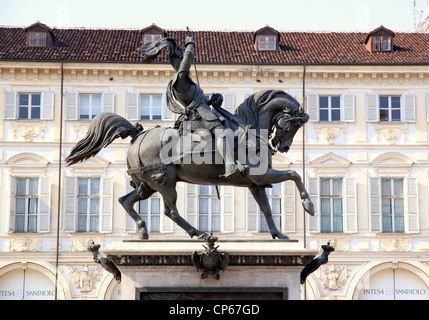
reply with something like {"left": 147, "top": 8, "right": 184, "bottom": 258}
{"left": 272, "top": 233, "right": 290, "bottom": 240}
{"left": 302, "top": 199, "right": 314, "bottom": 216}
{"left": 139, "top": 228, "right": 149, "bottom": 240}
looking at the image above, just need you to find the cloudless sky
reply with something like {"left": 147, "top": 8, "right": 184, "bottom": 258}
{"left": 0, "top": 0, "right": 427, "bottom": 32}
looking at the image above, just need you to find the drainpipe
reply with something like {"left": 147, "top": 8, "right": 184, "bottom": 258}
{"left": 54, "top": 61, "right": 64, "bottom": 300}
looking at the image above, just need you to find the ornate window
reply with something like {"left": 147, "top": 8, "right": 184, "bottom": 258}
{"left": 65, "top": 92, "right": 114, "bottom": 120}
{"left": 307, "top": 93, "right": 355, "bottom": 122}
{"left": 4, "top": 91, "right": 54, "bottom": 120}
{"left": 367, "top": 93, "right": 415, "bottom": 122}
{"left": 308, "top": 153, "right": 356, "bottom": 234}
{"left": 126, "top": 92, "right": 173, "bottom": 121}
{"left": 369, "top": 153, "right": 418, "bottom": 233}
{"left": 7, "top": 153, "right": 51, "bottom": 233}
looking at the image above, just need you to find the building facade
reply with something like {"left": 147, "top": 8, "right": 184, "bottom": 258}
{"left": 1, "top": 22, "right": 429, "bottom": 300}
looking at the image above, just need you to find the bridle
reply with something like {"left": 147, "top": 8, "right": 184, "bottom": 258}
{"left": 270, "top": 107, "right": 309, "bottom": 154}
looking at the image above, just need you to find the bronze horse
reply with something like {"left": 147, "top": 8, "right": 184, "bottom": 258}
{"left": 65, "top": 89, "right": 314, "bottom": 240}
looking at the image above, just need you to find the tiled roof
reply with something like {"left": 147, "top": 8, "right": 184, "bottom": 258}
{"left": 1, "top": 25, "right": 429, "bottom": 65}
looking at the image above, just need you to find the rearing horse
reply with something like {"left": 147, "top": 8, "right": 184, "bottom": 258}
{"left": 65, "top": 89, "right": 314, "bottom": 240}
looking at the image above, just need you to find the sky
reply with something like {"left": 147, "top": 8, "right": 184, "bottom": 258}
{"left": 0, "top": 0, "right": 428, "bottom": 32}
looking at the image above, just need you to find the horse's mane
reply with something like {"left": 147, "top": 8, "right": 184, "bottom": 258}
{"left": 234, "top": 90, "right": 299, "bottom": 129}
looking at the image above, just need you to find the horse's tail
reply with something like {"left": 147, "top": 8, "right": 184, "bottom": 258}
{"left": 65, "top": 112, "right": 143, "bottom": 166}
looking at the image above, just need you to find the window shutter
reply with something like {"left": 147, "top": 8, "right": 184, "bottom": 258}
{"left": 405, "top": 177, "right": 419, "bottom": 233}
{"left": 124, "top": 176, "right": 138, "bottom": 232}
{"left": 41, "top": 91, "right": 54, "bottom": 120}
{"left": 247, "top": 189, "right": 258, "bottom": 232}
{"left": 65, "top": 92, "right": 78, "bottom": 120}
{"left": 222, "top": 93, "right": 235, "bottom": 114}
{"left": 221, "top": 186, "right": 234, "bottom": 233}
{"left": 283, "top": 181, "right": 296, "bottom": 233}
{"left": 186, "top": 184, "right": 198, "bottom": 227}
{"left": 100, "top": 177, "right": 113, "bottom": 233}
{"left": 4, "top": 91, "right": 17, "bottom": 119}
{"left": 8, "top": 177, "right": 16, "bottom": 232}
{"left": 402, "top": 94, "right": 415, "bottom": 122}
{"left": 127, "top": 92, "right": 138, "bottom": 120}
{"left": 102, "top": 92, "right": 115, "bottom": 114}
{"left": 307, "top": 93, "right": 319, "bottom": 121}
{"left": 63, "top": 176, "right": 76, "bottom": 232}
{"left": 342, "top": 94, "right": 355, "bottom": 122}
{"left": 343, "top": 178, "right": 357, "bottom": 233}
{"left": 369, "top": 177, "right": 381, "bottom": 232}
{"left": 308, "top": 177, "right": 320, "bottom": 232}
{"left": 162, "top": 92, "right": 174, "bottom": 120}
{"left": 38, "top": 176, "right": 51, "bottom": 233}
{"left": 366, "top": 94, "right": 379, "bottom": 122}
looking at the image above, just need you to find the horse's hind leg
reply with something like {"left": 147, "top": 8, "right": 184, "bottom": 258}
{"left": 160, "top": 186, "right": 209, "bottom": 239}
{"left": 119, "top": 187, "right": 154, "bottom": 239}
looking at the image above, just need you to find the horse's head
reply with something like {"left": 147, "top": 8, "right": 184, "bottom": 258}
{"left": 271, "top": 103, "right": 309, "bottom": 153}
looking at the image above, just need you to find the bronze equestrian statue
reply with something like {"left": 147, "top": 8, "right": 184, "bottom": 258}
{"left": 66, "top": 36, "right": 314, "bottom": 240}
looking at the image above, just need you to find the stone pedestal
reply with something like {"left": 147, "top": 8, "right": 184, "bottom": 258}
{"left": 105, "top": 239, "right": 317, "bottom": 300}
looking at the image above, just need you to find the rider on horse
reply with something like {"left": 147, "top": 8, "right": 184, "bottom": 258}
{"left": 139, "top": 36, "right": 245, "bottom": 178}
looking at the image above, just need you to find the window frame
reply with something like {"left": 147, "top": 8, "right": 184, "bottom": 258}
{"left": 320, "top": 178, "right": 343, "bottom": 233}
{"left": 144, "top": 34, "right": 162, "bottom": 45}
{"left": 139, "top": 93, "right": 163, "bottom": 121}
{"left": 379, "top": 95, "right": 401, "bottom": 122}
{"left": 14, "top": 177, "right": 39, "bottom": 233}
{"left": 259, "top": 183, "right": 282, "bottom": 233}
{"left": 258, "top": 35, "right": 277, "bottom": 51}
{"left": 381, "top": 178, "right": 405, "bottom": 233}
{"left": 372, "top": 35, "right": 392, "bottom": 52}
{"left": 318, "top": 95, "right": 341, "bottom": 122}
{"left": 138, "top": 192, "right": 162, "bottom": 232}
{"left": 78, "top": 93, "right": 102, "bottom": 120}
{"left": 198, "top": 185, "right": 222, "bottom": 233}
{"left": 76, "top": 177, "right": 101, "bottom": 233}
{"left": 18, "top": 93, "right": 41, "bottom": 120}
{"left": 28, "top": 32, "right": 47, "bottom": 47}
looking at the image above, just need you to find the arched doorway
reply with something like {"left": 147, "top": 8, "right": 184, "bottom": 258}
{"left": 353, "top": 262, "right": 429, "bottom": 300}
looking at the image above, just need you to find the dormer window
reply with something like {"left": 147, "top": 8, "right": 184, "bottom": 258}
{"left": 254, "top": 25, "right": 280, "bottom": 52}
{"left": 258, "top": 35, "right": 276, "bottom": 51}
{"left": 141, "top": 23, "right": 166, "bottom": 45}
{"left": 365, "top": 25, "right": 394, "bottom": 53}
{"left": 24, "top": 21, "right": 54, "bottom": 48}
{"left": 144, "top": 33, "right": 162, "bottom": 45}
{"left": 29, "top": 32, "right": 47, "bottom": 47}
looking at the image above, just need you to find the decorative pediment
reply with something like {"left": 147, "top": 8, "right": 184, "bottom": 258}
{"left": 68, "top": 155, "right": 110, "bottom": 175}
{"left": 310, "top": 152, "right": 351, "bottom": 175}
{"left": 272, "top": 153, "right": 292, "bottom": 168}
{"left": 7, "top": 152, "right": 49, "bottom": 175}
{"left": 371, "top": 152, "right": 413, "bottom": 175}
